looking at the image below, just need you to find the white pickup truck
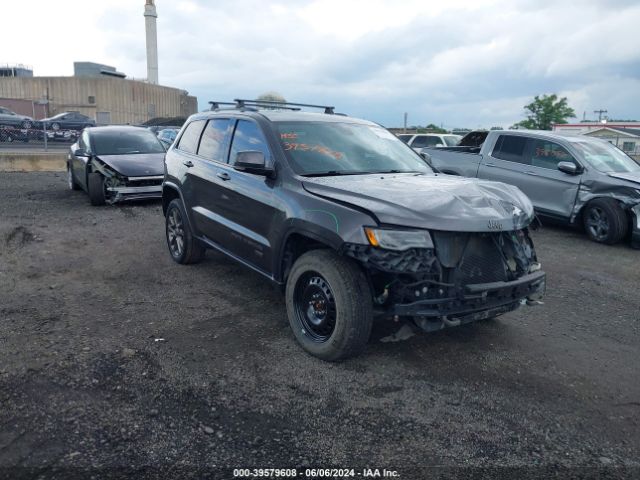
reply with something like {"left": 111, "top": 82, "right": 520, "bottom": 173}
{"left": 421, "top": 130, "right": 640, "bottom": 247}
{"left": 397, "top": 133, "right": 462, "bottom": 152}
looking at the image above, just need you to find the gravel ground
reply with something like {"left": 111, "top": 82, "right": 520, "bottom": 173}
{"left": 0, "top": 172, "right": 638, "bottom": 479}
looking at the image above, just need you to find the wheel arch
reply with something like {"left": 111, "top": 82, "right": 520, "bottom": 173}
{"left": 277, "top": 226, "right": 344, "bottom": 284}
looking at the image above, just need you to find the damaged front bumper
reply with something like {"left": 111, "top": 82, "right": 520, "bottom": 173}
{"left": 389, "top": 270, "right": 545, "bottom": 320}
{"left": 105, "top": 176, "right": 163, "bottom": 203}
{"left": 344, "top": 228, "right": 546, "bottom": 331}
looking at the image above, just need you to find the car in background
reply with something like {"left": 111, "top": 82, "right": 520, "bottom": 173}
{"left": 67, "top": 126, "right": 166, "bottom": 206}
{"left": 157, "top": 128, "right": 179, "bottom": 149}
{"left": 0, "top": 106, "right": 35, "bottom": 129}
{"left": 422, "top": 130, "right": 640, "bottom": 247}
{"left": 397, "top": 133, "right": 462, "bottom": 152}
{"left": 41, "top": 112, "right": 96, "bottom": 131}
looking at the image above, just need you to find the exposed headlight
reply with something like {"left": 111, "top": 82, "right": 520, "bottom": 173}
{"left": 364, "top": 227, "right": 434, "bottom": 250}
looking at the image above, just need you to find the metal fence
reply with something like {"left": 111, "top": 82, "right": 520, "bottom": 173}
{"left": 0, "top": 125, "right": 79, "bottom": 151}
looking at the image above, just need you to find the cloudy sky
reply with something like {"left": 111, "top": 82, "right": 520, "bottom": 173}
{"left": 3, "top": 0, "right": 639, "bottom": 128}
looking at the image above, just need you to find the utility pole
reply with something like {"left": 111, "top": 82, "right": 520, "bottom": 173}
{"left": 403, "top": 112, "right": 408, "bottom": 133}
{"left": 594, "top": 109, "right": 608, "bottom": 122}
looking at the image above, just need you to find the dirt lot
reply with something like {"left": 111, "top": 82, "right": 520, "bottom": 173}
{"left": 0, "top": 172, "right": 638, "bottom": 479}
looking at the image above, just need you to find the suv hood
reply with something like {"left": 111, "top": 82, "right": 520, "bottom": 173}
{"left": 608, "top": 171, "right": 640, "bottom": 186}
{"left": 96, "top": 153, "right": 165, "bottom": 177}
{"left": 302, "top": 173, "right": 534, "bottom": 232}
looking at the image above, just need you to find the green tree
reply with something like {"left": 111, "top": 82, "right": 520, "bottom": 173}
{"left": 256, "top": 91, "right": 286, "bottom": 106}
{"left": 516, "top": 94, "right": 576, "bottom": 130}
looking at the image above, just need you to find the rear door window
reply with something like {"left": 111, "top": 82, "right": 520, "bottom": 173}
{"left": 229, "top": 120, "right": 271, "bottom": 166}
{"left": 528, "top": 138, "right": 575, "bottom": 169}
{"left": 493, "top": 135, "right": 529, "bottom": 164}
{"left": 177, "top": 120, "right": 205, "bottom": 154}
{"left": 410, "top": 136, "right": 429, "bottom": 148}
{"left": 197, "top": 118, "right": 231, "bottom": 163}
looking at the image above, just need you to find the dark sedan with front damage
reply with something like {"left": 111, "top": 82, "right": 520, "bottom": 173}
{"left": 67, "top": 126, "right": 166, "bottom": 206}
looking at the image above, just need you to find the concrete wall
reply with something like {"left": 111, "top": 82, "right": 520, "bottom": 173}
{"left": 0, "top": 76, "right": 197, "bottom": 125}
{"left": 0, "top": 152, "right": 66, "bottom": 172}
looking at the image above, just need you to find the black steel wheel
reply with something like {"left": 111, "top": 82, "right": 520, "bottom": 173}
{"left": 165, "top": 198, "right": 205, "bottom": 264}
{"left": 293, "top": 272, "right": 337, "bottom": 343}
{"left": 583, "top": 198, "right": 628, "bottom": 245}
{"left": 285, "top": 250, "right": 373, "bottom": 361}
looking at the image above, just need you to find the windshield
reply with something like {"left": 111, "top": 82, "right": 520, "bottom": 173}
{"left": 572, "top": 140, "right": 640, "bottom": 173}
{"left": 92, "top": 129, "right": 165, "bottom": 155}
{"left": 275, "top": 122, "right": 433, "bottom": 176}
{"left": 443, "top": 135, "right": 461, "bottom": 146}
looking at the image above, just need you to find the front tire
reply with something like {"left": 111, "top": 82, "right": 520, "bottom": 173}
{"left": 285, "top": 250, "right": 373, "bottom": 361}
{"left": 165, "top": 199, "right": 205, "bottom": 264}
{"left": 583, "top": 198, "right": 628, "bottom": 245}
{"left": 67, "top": 164, "right": 80, "bottom": 191}
{"left": 88, "top": 172, "right": 106, "bottom": 206}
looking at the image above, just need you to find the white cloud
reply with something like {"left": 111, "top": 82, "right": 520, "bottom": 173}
{"left": 1, "top": 0, "right": 638, "bottom": 127}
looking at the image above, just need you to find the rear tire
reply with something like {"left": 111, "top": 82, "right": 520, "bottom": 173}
{"left": 88, "top": 172, "right": 106, "bottom": 206}
{"left": 285, "top": 250, "right": 373, "bottom": 361}
{"left": 583, "top": 198, "right": 628, "bottom": 245}
{"left": 165, "top": 198, "right": 205, "bottom": 264}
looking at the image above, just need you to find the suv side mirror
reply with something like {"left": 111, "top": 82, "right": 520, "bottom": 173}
{"left": 75, "top": 148, "right": 89, "bottom": 157}
{"left": 557, "top": 161, "right": 579, "bottom": 175}
{"left": 234, "top": 151, "right": 274, "bottom": 176}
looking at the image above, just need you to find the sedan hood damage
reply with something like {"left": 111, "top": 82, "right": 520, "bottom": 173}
{"left": 302, "top": 173, "right": 534, "bottom": 232}
{"left": 95, "top": 153, "right": 165, "bottom": 177}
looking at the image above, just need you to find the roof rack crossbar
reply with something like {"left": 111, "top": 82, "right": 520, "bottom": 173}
{"left": 234, "top": 99, "right": 335, "bottom": 114}
{"left": 208, "top": 101, "right": 237, "bottom": 111}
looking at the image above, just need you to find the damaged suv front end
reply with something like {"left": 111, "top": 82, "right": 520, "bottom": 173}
{"left": 344, "top": 226, "right": 544, "bottom": 331}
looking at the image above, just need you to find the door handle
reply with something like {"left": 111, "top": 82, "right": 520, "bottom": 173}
{"left": 484, "top": 162, "right": 496, "bottom": 167}
{"left": 183, "top": 160, "right": 194, "bottom": 168}
{"left": 216, "top": 172, "right": 231, "bottom": 181}
{"left": 525, "top": 171, "right": 538, "bottom": 176}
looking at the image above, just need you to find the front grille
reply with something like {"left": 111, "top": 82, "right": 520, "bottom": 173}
{"left": 458, "top": 234, "right": 507, "bottom": 284}
{"left": 126, "top": 179, "right": 162, "bottom": 187}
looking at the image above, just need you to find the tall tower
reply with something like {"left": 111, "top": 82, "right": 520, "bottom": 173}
{"left": 144, "top": 0, "right": 159, "bottom": 84}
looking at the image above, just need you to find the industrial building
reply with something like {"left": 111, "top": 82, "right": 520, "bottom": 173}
{"left": 0, "top": 73, "right": 197, "bottom": 125}
{"left": 0, "top": 1, "right": 197, "bottom": 126}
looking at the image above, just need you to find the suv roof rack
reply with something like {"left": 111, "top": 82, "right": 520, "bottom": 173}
{"left": 208, "top": 101, "right": 237, "bottom": 111}
{"left": 208, "top": 99, "right": 336, "bottom": 115}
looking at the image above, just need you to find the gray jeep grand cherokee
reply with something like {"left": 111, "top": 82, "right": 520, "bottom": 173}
{"left": 162, "top": 100, "right": 546, "bottom": 361}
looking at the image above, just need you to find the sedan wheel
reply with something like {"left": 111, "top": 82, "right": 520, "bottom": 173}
{"left": 51, "top": 123, "right": 60, "bottom": 131}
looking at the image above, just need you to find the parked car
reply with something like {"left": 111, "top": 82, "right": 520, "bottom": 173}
{"left": 0, "top": 127, "right": 30, "bottom": 143}
{"left": 397, "top": 133, "right": 462, "bottom": 151}
{"left": 157, "top": 128, "right": 179, "bottom": 149}
{"left": 162, "top": 100, "right": 546, "bottom": 361}
{"left": 0, "top": 106, "right": 35, "bottom": 129}
{"left": 67, "top": 126, "right": 166, "bottom": 205}
{"left": 41, "top": 112, "right": 95, "bottom": 131}
{"left": 421, "top": 130, "right": 640, "bottom": 247}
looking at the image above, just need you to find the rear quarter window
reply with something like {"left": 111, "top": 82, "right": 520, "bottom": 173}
{"left": 493, "top": 135, "right": 529, "bottom": 164}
